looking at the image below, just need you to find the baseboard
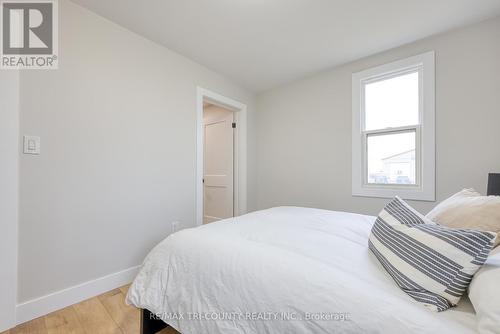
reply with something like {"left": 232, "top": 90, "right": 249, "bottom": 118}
{"left": 16, "top": 265, "right": 141, "bottom": 325}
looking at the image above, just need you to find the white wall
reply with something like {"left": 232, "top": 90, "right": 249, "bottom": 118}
{"left": 0, "top": 71, "right": 19, "bottom": 331}
{"left": 18, "top": 0, "right": 256, "bottom": 305}
{"left": 257, "top": 16, "right": 500, "bottom": 215}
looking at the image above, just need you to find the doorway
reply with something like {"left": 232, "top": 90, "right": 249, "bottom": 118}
{"left": 196, "top": 87, "right": 247, "bottom": 226}
{"left": 203, "top": 103, "right": 234, "bottom": 223}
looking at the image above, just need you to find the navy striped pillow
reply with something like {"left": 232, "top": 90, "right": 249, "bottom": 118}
{"left": 369, "top": 197, "right": 497, "bottom": 312}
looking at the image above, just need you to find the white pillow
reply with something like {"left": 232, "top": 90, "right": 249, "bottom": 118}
{"left": 369, "top": 197, "right": 497, "bottom": 312}
{"left": 426, "top": 189, "right": 500, "bottom": 247}
{"left": 469, "top": 247, "right": 500, "bottom": 333}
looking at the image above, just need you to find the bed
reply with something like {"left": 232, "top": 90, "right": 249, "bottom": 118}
{"left": 126, "top": 207, "right": 478, "bottom": 334}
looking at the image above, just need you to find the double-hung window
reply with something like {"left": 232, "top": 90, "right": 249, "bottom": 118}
{"left": 352, "top": 52, "right": 435, "bottom": 201}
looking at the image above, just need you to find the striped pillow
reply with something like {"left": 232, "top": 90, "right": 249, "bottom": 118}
{"left": 369, "top": 197, "right": 497, "bottom": 312}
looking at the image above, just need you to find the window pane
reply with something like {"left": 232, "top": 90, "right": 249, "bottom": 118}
{"left": 367, "top": 131, "right": 416, "bottom": 185}
{"left": 364, "top": 71, "right": 419, "bottom": 131}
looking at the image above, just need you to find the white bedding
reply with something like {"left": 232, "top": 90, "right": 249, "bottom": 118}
{"left": 127, "top": 207, "right": 478, "bottom": 334}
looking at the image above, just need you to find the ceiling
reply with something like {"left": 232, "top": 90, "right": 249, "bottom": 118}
{"left": 71, "top": 0, "right": 500, "bottom": 92}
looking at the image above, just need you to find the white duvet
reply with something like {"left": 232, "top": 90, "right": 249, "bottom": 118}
{"left": 127, "top": 207, "right": 477, "bottom": 334}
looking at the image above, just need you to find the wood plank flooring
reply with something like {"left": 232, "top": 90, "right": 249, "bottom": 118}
{"left": 2, "top": 285, "right": 179, "bottom": 334}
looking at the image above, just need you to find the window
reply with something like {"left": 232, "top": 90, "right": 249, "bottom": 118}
{"left": 352, "top": 52, "right": 435, "bottom": 201}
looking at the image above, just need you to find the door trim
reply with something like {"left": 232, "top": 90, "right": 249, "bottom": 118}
{"left": 0, "top": 71, "right": 19, "bottom": 332}
{"left": 196, "top": 87, "right": 247, "bottom": 226}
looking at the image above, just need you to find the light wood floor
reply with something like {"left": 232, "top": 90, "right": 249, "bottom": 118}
{"left": 1, "top": 285, "right": 180, "bottom": 334}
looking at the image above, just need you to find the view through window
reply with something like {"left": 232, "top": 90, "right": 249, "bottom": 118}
{"left": 364, "top": 71, "right": 419, "bottom": 185}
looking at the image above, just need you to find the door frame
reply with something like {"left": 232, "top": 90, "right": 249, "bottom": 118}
{"left": 0, "top": 71, "right": 19, "bottom": 332}
{"left": 196, "top": 87, "right": 247, "bottom": 226}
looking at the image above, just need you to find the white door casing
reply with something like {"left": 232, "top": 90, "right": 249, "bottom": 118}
{"left": 203, "top": 106, "right": 234, "bottom": 223}
{"left": 196, "top": 87, "right": 247, "bottom": 226}
{"left": 0, "top": 71, "right": 18, "bottom": 332}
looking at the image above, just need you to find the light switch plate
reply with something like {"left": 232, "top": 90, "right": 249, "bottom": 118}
{"left": 171, "top": 221, "right": 180, "bottom": 233}
{"left": 23, "top": 136, "right": 40, "bottom": 155}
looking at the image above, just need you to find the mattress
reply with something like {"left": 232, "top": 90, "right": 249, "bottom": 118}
{"left": 127, "top": 207, "right": 478, "bottom": 333}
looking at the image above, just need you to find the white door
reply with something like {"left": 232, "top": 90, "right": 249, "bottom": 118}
{"left": 203, "top": 105, "right": 234, "bottom": 224}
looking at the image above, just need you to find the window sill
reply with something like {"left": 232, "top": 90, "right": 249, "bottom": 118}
{"left": 352, "top": 186, "right": 435, "bottom": 202}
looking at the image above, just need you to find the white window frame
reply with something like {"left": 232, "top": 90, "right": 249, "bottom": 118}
{"left": 352, "top": 51, "right": 435, "bottom": 201}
